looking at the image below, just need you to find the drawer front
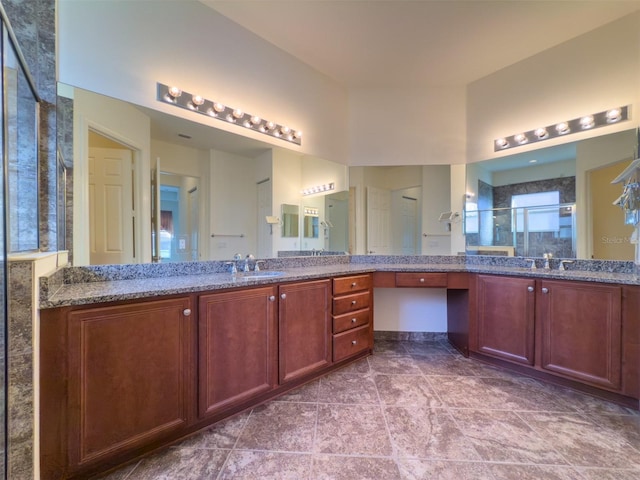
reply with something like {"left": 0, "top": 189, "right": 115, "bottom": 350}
{"left": 395, "top": 272, "right": 447, "bottom": 288}
{"left": 333, "top": 325, "right": 371, "bottom": 363}
{"left": 333, "top": 274, "right": 372, "bottom": 296}
{"left": 333, "top": 291, "right": 371, "bottom": 315}
{"left": 333, "top": 309, "right": 370, "bottom": 334}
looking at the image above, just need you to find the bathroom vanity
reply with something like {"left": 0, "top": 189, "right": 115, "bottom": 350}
{"left": 39, "top": 257, "right": 640, "bottom": 479}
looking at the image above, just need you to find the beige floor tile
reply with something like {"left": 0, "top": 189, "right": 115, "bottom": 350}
{"left": 274, "top": 380, "right": 320, "bottom": 403}
{"left": 367, "top": 354, "right": 422, "bottom": 375}
{"left": 487, "top": 463, "right": 585, "bottom": 480}
{"left": 312, "top": 455, "right": 402, "bottom": 480}
{"left": 374, "top": 374, "right": 443, "bottom": 407}
{"left": 125, "top": 448, "right": 229, "bottom": 480}
{"left": 318, "top": 373, "right": 379, "bottom": 404}
{"left": 176, "top": 411, "right": 249, "bottom": 449}
{"left": 218, "top": 450, "right": 312, "bottom": 480}
{"left": 315, "top": 404, "right": 393, "bottom": 456}
{"left": 397, "top": 459, "right": 493, "bottom": 480}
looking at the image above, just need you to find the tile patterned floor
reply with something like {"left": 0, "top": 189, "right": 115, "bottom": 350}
{"left": 96, "top": 339, "right": 640, "bottom": 479}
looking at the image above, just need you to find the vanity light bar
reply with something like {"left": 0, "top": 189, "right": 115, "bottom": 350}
{"left": 302, "top": 182, "right": 335, "bottom": 196}
{"left": 494, "top": 106, "right": 630, "bottom": 152}
{"left": 304, "top": 207, "right": 319, "bottom": 216}
{"left": 157, "top": 83, "right": 302, "bottom": 146}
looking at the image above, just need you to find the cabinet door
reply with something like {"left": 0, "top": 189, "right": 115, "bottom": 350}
{"left": 67, "top": 297, "right": 193, "bottom": 469}
{"left": 538, "top": 280, "right": 622, "bottom": 390}
{"left": 279, "top": 279, "right": 331, "bottom": 383}
{"left": 199, "top": 287, "right": 278, "bottom": 417}
{"left": 476, "top": 275, "right": 535, "bottom": 365}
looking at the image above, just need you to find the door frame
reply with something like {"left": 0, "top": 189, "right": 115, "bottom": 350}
{"left": 73, "top": 116, "right": 147, "bottom": 265}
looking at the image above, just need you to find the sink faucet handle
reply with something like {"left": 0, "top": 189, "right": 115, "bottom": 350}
{"left": 225, "top": 261, "right": 238, "bottom": 274}
{"left": 559, "top": 260, "right": 574, "bottom": 271}
{"left": 255, "top": 260, "right": 266, "bottom": 272}
{"left": 525, "top": 258, "right": 537, "bottom": 270}
{"left": 233, "top": 253, "right": 243, "bottom": 261}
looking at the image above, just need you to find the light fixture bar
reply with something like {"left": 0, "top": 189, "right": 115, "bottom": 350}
{"left": 301, "top": 182, "right": 335, "bottom": 196}
{"left": 157, "top": 83, "right": 302, "bottom": 146}
{"left": 494, "top": 106, "right": 630, "bottom": 152}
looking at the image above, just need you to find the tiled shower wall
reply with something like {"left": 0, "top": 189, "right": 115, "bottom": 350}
{"left": 3, "top": 0, "right": 57, "bottom": 478}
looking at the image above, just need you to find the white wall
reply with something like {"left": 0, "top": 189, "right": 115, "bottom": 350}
{"left": 374, "top": 289, "right": 447, "bottom": 332}
{"left": 422, "top": 165, "right": 452, "bottom": 254}
{"left": 349, "top": 86, "right": 467, "bottom": 166}
{"left": 272, "top": 149, "right": 303, "bottom": 254}
{"left": 58, "top": 0, "right": 349, "bottom": 165}
{"left": 467, "top": 12, "right": 640, "bottom": 164}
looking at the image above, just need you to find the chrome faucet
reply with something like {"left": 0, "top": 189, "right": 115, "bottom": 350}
{"left": 525, "top": 258, "right": 537, "bottom": 270}
{"left": 225, "top": 261, "right": 238, "bottom": 274}
{"left": 543, "top": 253, "right": 552, "bottom": 270}
{"left": 255, "top": 260, "right": 266, "bottom": 272}
{"left": 558, "top": 260, "right": 574, "bottom": 271}
{"left": 243, "top": 254, "right": 255, "bottom": 272}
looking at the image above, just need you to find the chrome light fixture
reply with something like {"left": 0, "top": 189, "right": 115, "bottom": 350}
{"left": 157, "top": 82, "right": 302, "bottom": 146}
{"left": 301, "top": 182, "right": 335, "bottom": 196}
{"left": 494, "top": 106, "right": 630, "bottom": 151}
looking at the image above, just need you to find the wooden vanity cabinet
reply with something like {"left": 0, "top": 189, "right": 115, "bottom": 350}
{"left": 472, "top": 275, "right": 631, "bottom": 397}
{"left": 474, "top": 275, "right": 536, "bottom": 366}
{"left": 278, "top": 279, "right": 332, "bottom": 384}
{"left": 198, "top": 287, "right": 278, "bottom": 418}
{"left": 332, "top": 274, "right": 373, "bottom": 362}
{"left": 537, "top": 280, "right": 622, "bottom": 391}
{"left": 41, "top": 296, "right": 196, "bottom": 478}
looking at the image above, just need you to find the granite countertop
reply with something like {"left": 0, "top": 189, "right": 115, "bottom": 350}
{"left": 40, "top": 257, "right": 640, "bottom": 309}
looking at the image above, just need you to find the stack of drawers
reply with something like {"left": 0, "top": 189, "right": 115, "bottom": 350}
{"left": 332, "top": 274, "right": 373, "bottom": 362}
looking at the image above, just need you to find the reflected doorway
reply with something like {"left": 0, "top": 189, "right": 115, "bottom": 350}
{"left": 590, "top": 160, "right": 635, "bottom": 260}
{"left": 88, "top": 131, "right": 136, "bottom": 265}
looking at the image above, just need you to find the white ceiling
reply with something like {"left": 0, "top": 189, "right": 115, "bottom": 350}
{"left": 201, "top": 0, "right": 640, "bottom": 88}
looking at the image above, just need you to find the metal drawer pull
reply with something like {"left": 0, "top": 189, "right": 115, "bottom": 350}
{"left": 351, "top": 318, "right": 357, "bottom": 323}
{"left": 542, "top": 287, "right": 549, "bottom": 294}
{"left": 351, "top": 282, "right": 357, "bottom": 287}
{"left": 351, "top": 300, "right": 357, "bottom": 305}
{"left": 527, "top": 286, "right": 534, "bottom": 292}
{"left": 269, "top": 295, "right": 276, "bottom": 302}
{"left": 281, "top": 293, "right": 287, "bottom": 300}
{"left": 351, "top": 340, "right": 357, "bottom": 345}
{"left": 420, "top": 278, "right": 425, "bottom": 283}
{"left": 183, "top": 309, "right": 192, "bottom": 316}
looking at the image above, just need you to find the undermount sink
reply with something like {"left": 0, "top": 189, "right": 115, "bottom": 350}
{"left": 240, "top": 271, "right": 285, "bottom": 279}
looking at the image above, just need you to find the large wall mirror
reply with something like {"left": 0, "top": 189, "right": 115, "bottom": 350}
{"left": 465, "top": 128, "right": 638, "bottom": 260}
{"left": 56, "top": 84, "right": 349, "bottom": 265}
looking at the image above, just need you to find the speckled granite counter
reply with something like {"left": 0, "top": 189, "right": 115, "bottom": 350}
{"left": 40, "top": 255, "right": 640, "bottom": 309}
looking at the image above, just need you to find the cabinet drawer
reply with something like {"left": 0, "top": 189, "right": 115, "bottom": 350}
{"left": 333, "top": 324, "right": 371, "bottom": 362}
{"left": 396, "top": 272, "right": 447, "bottom": 288}
{"left": 333, "top": 291, "right": 371, "bottom": 315}
{"left": 333, "top": 274, "right": 372, "bottom": 295}
{"left": 333, "top": 309, "right": 370, "bottom": 334}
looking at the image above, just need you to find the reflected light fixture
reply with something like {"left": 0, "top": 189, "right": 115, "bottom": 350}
{"left": 302, "top": 182, "right": 335, "bottom": 196}
{"left": 494, "top": 105, "right": 630, "bottom": 151}
{"left": 157, "top": 82, "right": 302, "bottom": 146}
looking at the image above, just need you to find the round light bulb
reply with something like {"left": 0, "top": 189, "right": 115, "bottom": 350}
{"left": 250, "top": 115, "right": 261, "bottom": 125}
{"left": 232, "top": 109, "right": 244, "bottom": 119}
{"left": 265, "top": 121, "right": 276, "bottom": 131}
{"left": 294, "top": 130, "right": 303, "bottom": 139}
{"left": 606, "top": 108, "right": 622, "bottom": 123}
{"left": 514, "top": 133, "right": 528, "bottom": 144}
{"left": 213, "top": 102, "right": 225, "bottom": 113}
{"left": 191, "top": 94, "right": 204, "bottom": 106}
{"left": 579, "top": 115, "right": 594, "bottom": 129}
{"left": 168, "top": 86, "right": 182, "bottom": 98}
{"left": 495, "top": 138, "right": 509, "bottom": 149}
{"left": 555, "top": 122, "right": 570, "bottom": 134}
{"left": 280, "top": 126, "right": 291, "bottom": 135}
{"left": 534, "top": 128, "right": 548, "bottom": 139}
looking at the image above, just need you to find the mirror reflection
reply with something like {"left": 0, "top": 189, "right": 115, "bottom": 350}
{"left": 57, "top": 84, "right": 349, "bottom": 264}
{"left": 281, "top": 204, "right": 299, "bottom": 238}
{"left": 465, "top": 129, "right": 638, "bottom": 260}
{"left": 303, "top": 206, "right": 319, "bottom": 239}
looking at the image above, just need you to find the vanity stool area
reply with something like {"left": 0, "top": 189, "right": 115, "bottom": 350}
{"left": 38, "top": 256, "right": 640, "bottom": 479}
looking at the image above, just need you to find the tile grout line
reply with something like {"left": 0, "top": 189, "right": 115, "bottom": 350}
{"left": 213, "top": 407, "right": 254, "bottom": 480}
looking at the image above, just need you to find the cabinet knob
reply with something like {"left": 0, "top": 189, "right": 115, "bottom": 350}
{"left": 269, "top": 295, "right": 276, "bottom": 302}
{"left": 527, "top": 286, "right": 534, "bottom": 292}
{"left": 420, "top": 278, "right": 425, "bottom": 283}
{"left": 351, "top": 340, "right": 357, "bottom": 345}
{"left": 351, "top": 300, "right": 357, "bottom": 305}
{"left": 281, "top": 293, "right": 287, "bottom": 300}
{"left": 351, "top": 282, "right": 357, "bottom": 287}
{"left": 542, "top": 287, "right": 549, "bottom": 294}
{"left": 351, "top": 318, "right": 357, "bottom": 323}
{"left": 183, "top": 308, "right": 192, "bottom": 316}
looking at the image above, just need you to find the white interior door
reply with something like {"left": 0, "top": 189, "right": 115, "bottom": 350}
{"left": 188, "top": 186, "right": 200, "bottom": 261}
{"left": 366, "top": 186, "right": 391, "bottom": 254}
{"left": 89, "top": 147, "right": 134, "bottom": 264}
{"left": 399, "top": 195, "right": 418, "bottom": 255}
